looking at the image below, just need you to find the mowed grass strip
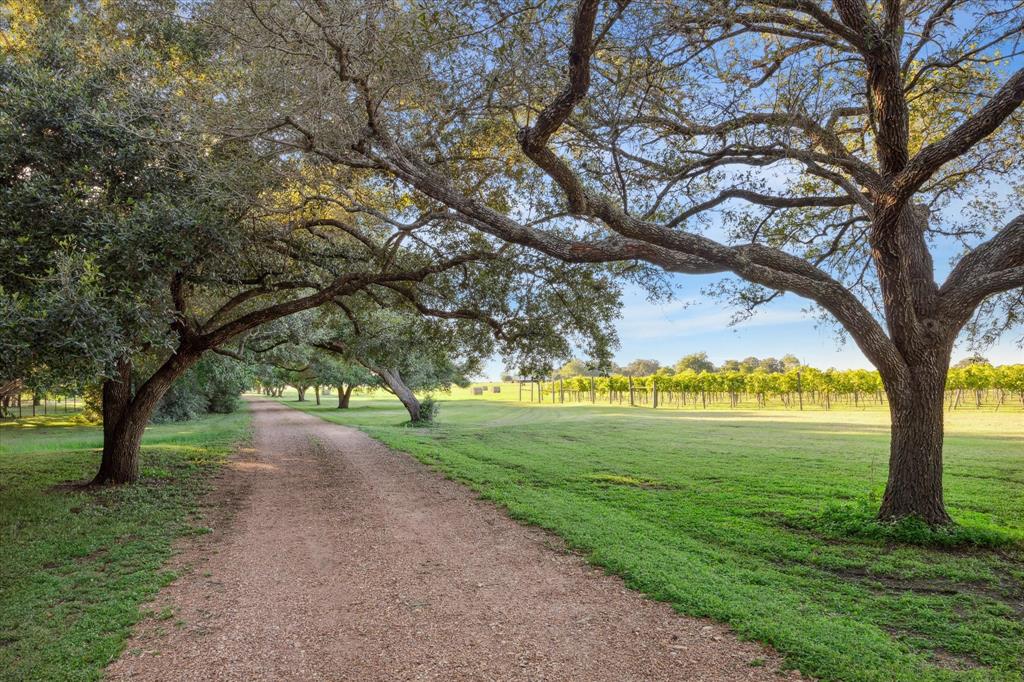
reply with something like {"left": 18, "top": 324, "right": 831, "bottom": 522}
{"left": 281, "top": 394, "right": 1024, "bottom": 682}
{"left": 0, "top": 408, "right": 250, "bottom": 681}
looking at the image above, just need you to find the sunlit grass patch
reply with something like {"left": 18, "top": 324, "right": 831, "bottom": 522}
{"left": 586, "top": 472, "right": 671, "bottom": 489}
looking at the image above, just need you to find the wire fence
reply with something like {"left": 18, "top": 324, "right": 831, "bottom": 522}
{"left": 0, "top": 395, "right": 82, "bottom": 420}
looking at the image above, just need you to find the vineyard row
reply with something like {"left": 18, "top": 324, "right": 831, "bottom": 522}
{"left": 509, "top": 364, "right": 1024, "bottom": 411}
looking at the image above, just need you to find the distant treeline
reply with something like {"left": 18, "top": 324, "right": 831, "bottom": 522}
{"left": 512, "top": 360, "right": 1024, "bottom": 411}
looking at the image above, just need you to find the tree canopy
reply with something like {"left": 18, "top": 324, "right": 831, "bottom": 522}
{"left": 6, "top": 0, "right": 1022, "bottom": 524}
{"left": 1, "top": 0, "right": 625, "bottom": 482}
{"left": 214, "top": 0, "right": 1024, "bottom": 524}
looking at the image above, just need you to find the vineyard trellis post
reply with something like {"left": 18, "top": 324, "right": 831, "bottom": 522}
{"left": 628, "top": 375, "right": 635, "bottom": 406}
{"left": 797, "top": 369, "right": 803, "bottom": 411}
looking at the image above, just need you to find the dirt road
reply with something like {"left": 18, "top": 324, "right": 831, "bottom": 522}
{"left": 108, "top": 398, "right": 794, "bottom": 681}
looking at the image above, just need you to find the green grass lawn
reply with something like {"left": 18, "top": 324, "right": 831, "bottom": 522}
{"left": 0, "top": 408, "right": 250, "bottom": 681}
{"left": 279, "top": 391, "right": 1024, "bottom": 682}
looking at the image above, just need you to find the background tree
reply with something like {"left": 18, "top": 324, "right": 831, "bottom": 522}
{"left": 953, "top": 354, "right": 991, "bottom": 369}
{"left": 308, "top": 353, "right": 376, "bottom": 408}
{"left": 150, "top": 354, "right": 254, "bottom": 422}
{"left": 222, "top": 0, "right": 1024, "bottom": 524}
{"left": 556, "top": 358, "right": 599, "bottom": 378}
{"left": 310, "top": 248, "right": 621, "bottom": 421}
{"left": 622, "top": 359, "right": 661, "bottom": 376}
{"left": 674, "top": 353, "right": 716, "bottom": 374}
{"left": 780, "top": 355, "right": 803, "bottom": 372}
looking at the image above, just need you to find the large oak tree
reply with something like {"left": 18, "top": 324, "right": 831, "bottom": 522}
{"left": 2, "top": 1, "right": 621, "bottom": 484}
{"left": 222, "top": 0, "right": 1024, "bottom": 524}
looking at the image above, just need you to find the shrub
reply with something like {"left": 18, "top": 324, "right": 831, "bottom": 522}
{"left": 152, "top": 355, "right": 253, "bottom": 423}
{"left": 412, "top": 395, "right": 440, "bottom": 425}
{"left": 151, "top": 379, "right": 208, "bottom": 423}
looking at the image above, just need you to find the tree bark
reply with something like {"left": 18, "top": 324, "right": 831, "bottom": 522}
{"left": 314, "top": 385, "right": 321, "bottom": 405}
{"left": 93, "top": 358, "right": 133, "bottom": 484}
{"left": 92, "top": 350, "right": 199, "bottom": 485}
{"left": 337, "top": 384, "right": 353, "bottom": 409}
{"left": 93, "top": 405, "right": 149, "bottom": 484}
{"left": 296, "top": 385, "right": 308, "bottom": 401}
{"left": 375, "top": 367, "right": 420, "bottom": 422}
{"left": 878, "top": 356, "right": 953, "bottom": 525}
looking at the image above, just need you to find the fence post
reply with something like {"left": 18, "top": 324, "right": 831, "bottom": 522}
{"left": 590, "top": 376, "right": 595, "bottom": 404}
{"left": 653, "top": 384, "right": 658, "bottom": 409}
{"left": 628, "top": 375, "right": 635, "bottom": 406}
{"left": 559, "top": 378, "right": 564, "bottom": 403}
{"left": 797, "top": 369, "right": 804, "bottom": 411}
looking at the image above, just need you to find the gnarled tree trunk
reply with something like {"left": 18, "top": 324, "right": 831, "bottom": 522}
{"left": 877, "top": 349, "right": 953, "bottom": 525}
{"left": 337, "top": 384, "right": 353, "bottom": 409}
{"left": 94, "top": 406, "right": 149, "bottom": 485}
{"left": 296, "top": 384, "right": 308, "bottom": 401}
{"left": 93, "top": 358, "right": 134, "bottom": 484}
{"left": 375, "top": 367, "right": 420, "bottom": 422}
{"left": 92, "top": 350, "right": 200, "bottom": 485}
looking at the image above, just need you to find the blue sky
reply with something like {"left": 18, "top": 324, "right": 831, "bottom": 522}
{"left": 484, "top": 274, "right": 1023, "bottom": 378}
{"left": 607, "top": 279, "right": 1022, "bottom": 371}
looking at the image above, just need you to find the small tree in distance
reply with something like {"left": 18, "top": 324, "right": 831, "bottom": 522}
{"left": 674, "top": 353, "right": 716, "bottom": 374}
{"left": 622, "top": 359, "right": 661, "bottom": 377}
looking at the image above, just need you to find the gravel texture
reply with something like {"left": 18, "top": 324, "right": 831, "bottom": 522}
{"left": 107, "top": 398, "right": 800, "bottom": 681}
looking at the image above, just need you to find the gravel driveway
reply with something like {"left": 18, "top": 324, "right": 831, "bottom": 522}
{"left": 107, "top": 398, "right": 798, "bottom": 681}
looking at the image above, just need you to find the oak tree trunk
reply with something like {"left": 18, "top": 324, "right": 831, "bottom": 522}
{"left": 337, "top": 384, "right": 353, "bottom": 409}
{"left": 878, "top": 357, "right": 952, "bottom": 525}
{"left": 92, "top": 350, "right": 199, "bottom": 485}
{"left": 376, "top": 368, "right": 420, "bottom": 422}
{"left": 93, "top": 359, "right": 133, "bottom": 484}
{"left": 93, "top": 407, "right": 149, "bottom": 484}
